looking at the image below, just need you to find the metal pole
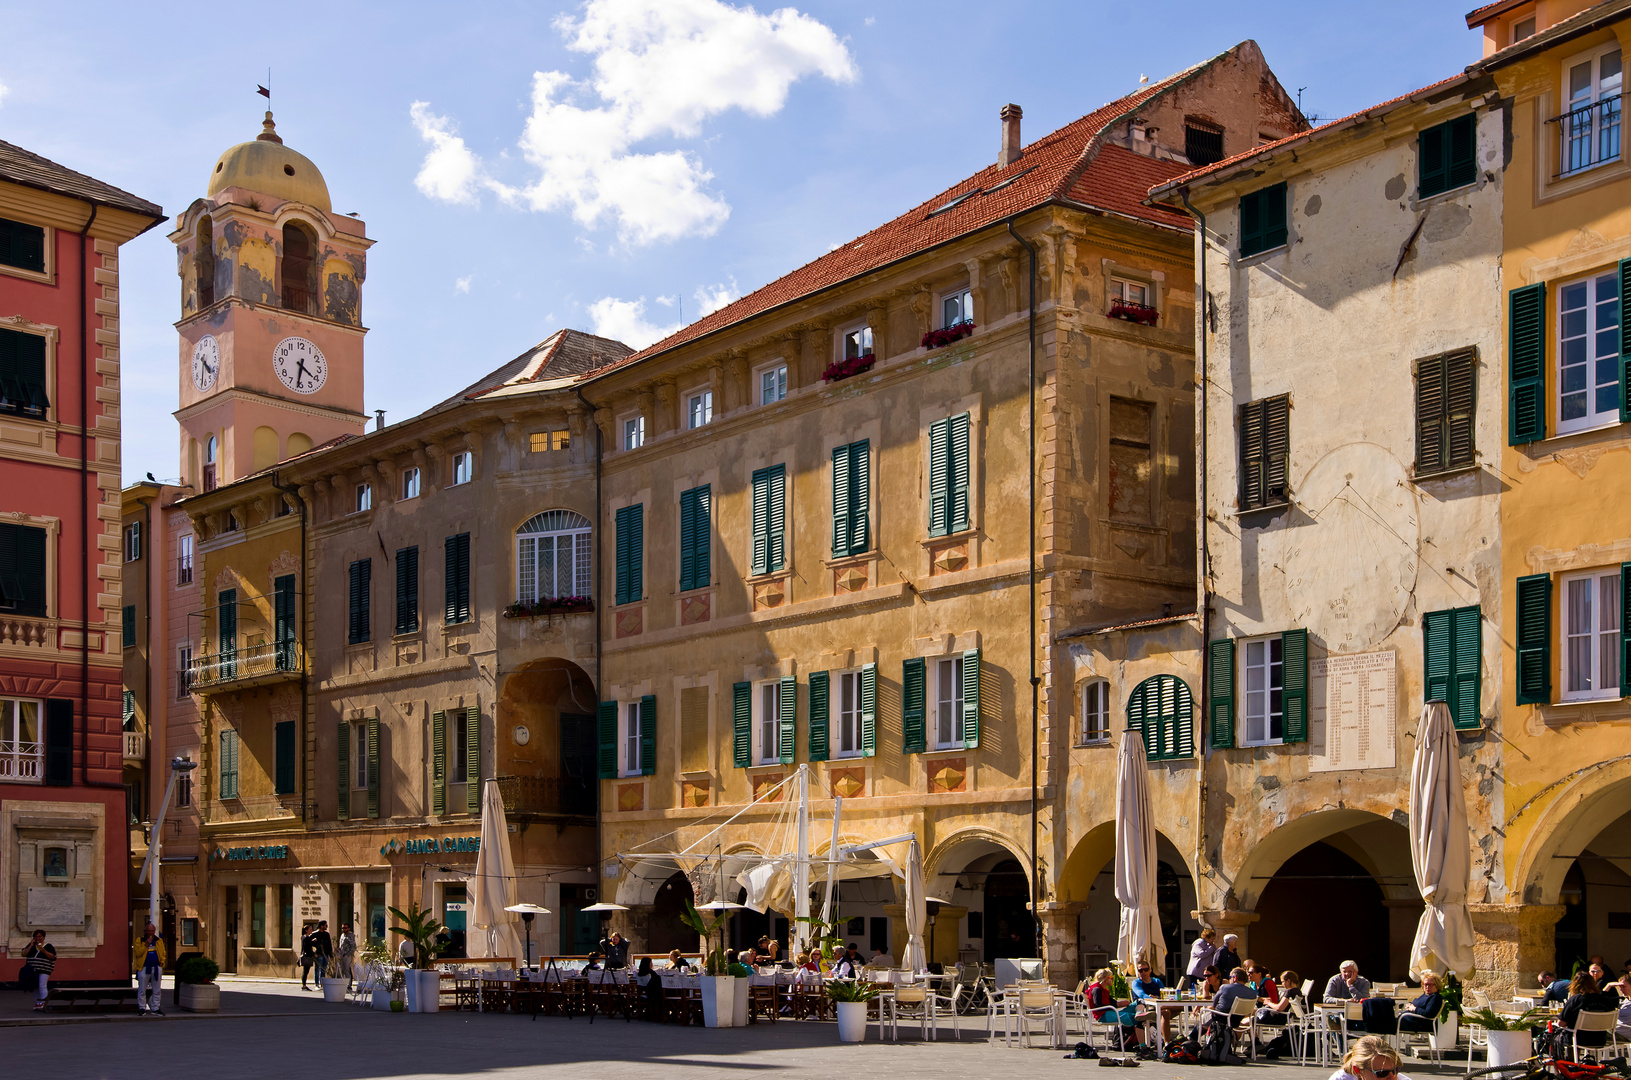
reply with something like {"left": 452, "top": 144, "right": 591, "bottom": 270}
{"left": 139, "top": 758, "right": 194, "bottom": 931}
{"left": 793, "top": 765, "right": 810, "bottom": 952}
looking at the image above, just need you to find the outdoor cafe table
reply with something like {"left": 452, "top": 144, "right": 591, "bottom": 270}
{"left": 1147, "top": 995, "right": 1210, "bottom": 1052}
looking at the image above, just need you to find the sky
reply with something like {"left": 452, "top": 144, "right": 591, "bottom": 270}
{"left": 0, "top": 0, "right": 1481, "bottom": 486}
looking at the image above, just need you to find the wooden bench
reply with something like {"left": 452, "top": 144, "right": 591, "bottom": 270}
{"left": 45, "top": 986, "right": 139, "bottom": 1011}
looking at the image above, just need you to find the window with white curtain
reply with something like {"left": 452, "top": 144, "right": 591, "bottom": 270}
{"left": 515, "top": 510, "right": 593, "bottom": 602}
{"left": 1563, "top": 568, "right": 1622, "bottom": 701}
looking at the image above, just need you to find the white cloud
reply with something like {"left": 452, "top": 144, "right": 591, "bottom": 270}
{"left": 654, "top": 294, "right": 676, "bottom": 307}
{"left": 693, "top": 278, "right": 739, "bottom": 317}
{"left": 410, "top": 0, "right": 856, "bottom": 245}
{"left": 454, "top": 275, "right": 474, "bottom": 294}
{"left": 0, "top": 78, "right": 9, "bottom": 108}
{"left": 587, "top": 296, "right": 683, "bottom": 350}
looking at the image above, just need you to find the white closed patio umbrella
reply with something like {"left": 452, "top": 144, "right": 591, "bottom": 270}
{"left": 470, "top": 779, "right": 526, "bottom": 962}
{"left": 901, "top": 838, "right": 928, "bottom": 974}
{"left": 1408, "top": 700, "right": 1476, "bottom": 980}
{"left": 1115, "top": 728, "right": 1165, "bottom": 975}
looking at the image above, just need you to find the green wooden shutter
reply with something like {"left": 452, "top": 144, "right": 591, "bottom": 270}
{"left": 1619, "top": 259, "right": 1631, "bottom": 424}
{"left": 218, "top": 728, "right": 237, "bottom": 799}
{"left": 948, "top": 413, "right": 971, "bottom": 532}
{"left": 465, "top": 704, "right": 480, "bottom": 813}
{"left": 1621, "top": 563, "right": 1631, "bottom": 697}
{"left": 219, "top": 588, "right": 237, "bottom": 680}
{"left": 274, "top": 574, "right": 297, "bottom": 669}
{"left": 808, "top": 671, "right": 830, "bottom": 762}
{"left": 850, "top": 440, "right": 870, "bottom": 553}
{"left": 751, "top": 471, "right": 770, "bottom": 575}
{"left": 444, "top": 533, "right": 470, "bottom": 624}
{"left": 1208, "top": 638, "right": 1235, "bottom": 749}
{"left": 122, "top": 689, "right": 134, "bottom": 728}
{"left": 765, "top": 465, "right": 786, "bottom": 573}
{"left": 732, "top": 682, "right": 751, "bottom": 767}
{"left": 597, "top": 701, "right": 618, "bottom": 779}
{"left": 1452, "top": 606, "right": 1482, "bottom": 730}
{"left": 860, "top": 663, "right": 877, "bottom": 757}
{"left": 0, "top": 522, "right": 48, "bottom": 617}
{"left": 1425, "top": 607, "right": 1453, "bottom": 715}
{"left": 1416, "top": 353, "right": 1446, "bottom": 473}
{"left": 1281, "top": 628, "right": 1309, "bottom": 743}
{"left": 1445, "top": 350, "right": 1477, "bottom": 470}
{"left": 337, "top": 720, "right": 350, "bottom": 820}
{"left": 1240, "top": 183, "right": 1287, "bottom": 257}
{"left": 615, "top": 504, "right": 643, "bottom": 604}
{"left": 366, "top": 714, "right": 380, "bottom": 819}
{"left": 122, "top": 604, "right": 135, "bottom": 645}
{"left": 639, "top": 694, "right": 656, "bottom": 776}
{"left": 395, "top": 547, "right": 418, "bottom": 634}
{"left": 832, "top": 444, "right": 851, "bottom": 557}
{"left": 1515, "top": 573, "right": 1552, "bottom": 705}
{"left": 961, "top": 648, "right": 980, "bottom": 748}
{"left": 679, "top": 486, "right": 710, "bottom": 591}
{"left": 274, "top": 719, "right": 296, "bottom": 794}
{"left": 927, "top": 418, "right": 950, "bottom": 536}
{"left": 902, "top": 657, "right": 926, "bottom": 754}
{"left": 1509, "top": 284, "right": 1547, "bottom": 444}
{"left": 44, "top": 698, "right": 73, "bottom": 786}
{"left": 348, "top": 561, "right": 369, "bottom": 644}
{"left": 432, "top": 710, "right": 446, "bottom": 814}
{"left": 777, "top": 677, "right": 796, "bottom": 764}
{"left": 1449, "top": 114, "right": 1477, "bottom": 190}
{"left": 1419, "top": 121, "right": 1447, "bottom": 197}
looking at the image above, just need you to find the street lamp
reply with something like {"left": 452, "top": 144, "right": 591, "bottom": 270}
{"left": 138, "top": 757, "right": 198, "bottom": 933}
{"left": 504, "top": 903, "right": 551, "bottom": 969}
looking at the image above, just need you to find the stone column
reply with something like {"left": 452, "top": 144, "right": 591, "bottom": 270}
{"left": 1039, "top": 900, "right": 1087, "bottom": 988}
{"left": 867, "top": 303, "right": 889, "bottom": 363}
{"left": 1470, "top": 903, "right": 1564, "bottom": 1000}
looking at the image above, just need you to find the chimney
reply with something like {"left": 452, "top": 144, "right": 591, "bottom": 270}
{"left": 375, "top": 409, "right": 386, "bottom": 431}
{"left": 999, "top": 104, "right": 1023, "bottom": 168}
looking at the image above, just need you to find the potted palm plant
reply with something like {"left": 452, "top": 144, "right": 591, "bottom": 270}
{"left": 357, "top": 938, "right": 399, "bottom": 1010}
{"left": 680, "top": 900, "right": 737, "bottom": 1027}
{"left": 388, "top": 902, "right": 445, "bottom": 1013}
{"left": 176, "top": 955, "right": 221, "bottom": 1012}
{"left": 826, "top": 979, "right": 879, "bottom": 1042}
{"left": 1465, "top": 1006, "right": 1546, "bottom": 1067}
{"left": 1430, "top": 974, "right": 1464, "bottom": 1051}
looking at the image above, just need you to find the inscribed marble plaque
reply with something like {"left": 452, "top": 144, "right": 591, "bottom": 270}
{"left": 27, "top": 887, "right": 86, "bottom": 927}
{"left": 1309, "top": 651, "right": 1397, "bottom": 773}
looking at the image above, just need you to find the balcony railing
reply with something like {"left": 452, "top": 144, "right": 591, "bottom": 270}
{"left": 493, "top": 774, "right": 597, "bottom": 818}
{"left": 124, "top": 731, "right": 146, "bottom": 761}
{"left": 1552, "top": 94, "right": 1622, "bottom": 177}
{"left": 189, "top": 640, "right": 303, "bottom": 691}
{"left": 0, "top": 742, "right": 43, "bottom": 782}
{"left": 0, "top": 615, "right": 55, "bottom": 650}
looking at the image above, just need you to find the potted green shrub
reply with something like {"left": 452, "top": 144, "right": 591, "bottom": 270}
{"left": 826, "top": 979, "right": 880, "bottom": 1042}
{"left": 388, "top": 902, "right": 445, "bottom": 1013}
{"left": 176, "top": 955, "right": 221, "bottom": 1012}
{"left": 680, "top": 901, "right": 737, "bottom": 1027}
{"left": 1431, "top": 974, "right": 1464, "bottom": 1051}
{"left": 1465, "top": 1006, "right": 1546, "bottom": 1067}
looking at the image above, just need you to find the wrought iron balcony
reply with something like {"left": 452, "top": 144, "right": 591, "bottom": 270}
{"left": 1552, "top": 94, "right": 1622, "bottom": 177}
{"left": 189, "top": 640, "right": 303, "bottom": 692}
{"left": 493, "top": 774, "right": 597, "bottom": 819}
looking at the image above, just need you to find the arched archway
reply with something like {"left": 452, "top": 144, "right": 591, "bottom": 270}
{"left": 1061, "top": 822, "right": 1200, "bottom": 985}
{"left": 928, "top": 832, "right": 1032, "bottom": 966}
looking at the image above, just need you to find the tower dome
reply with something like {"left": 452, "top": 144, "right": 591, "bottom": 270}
{"left": 205, "top": 113, "right": 331, "bottom": 212}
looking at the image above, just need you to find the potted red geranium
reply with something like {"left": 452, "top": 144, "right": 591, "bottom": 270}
{"left": 921, "top": 321, "right": 975, "bottom": 349}
{"left": 1108, "top": 300, "right": 1158, "bottom": 326}
{"left": 822, "top": 353, "right": 875, "bottom": 383}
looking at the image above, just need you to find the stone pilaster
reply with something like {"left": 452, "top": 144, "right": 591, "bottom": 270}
{"left": 1039, "top": 900, "right": 1087, "bottom": 988}
{"left": 1469, "top": 903, "right": 1564, "bottom": 1000}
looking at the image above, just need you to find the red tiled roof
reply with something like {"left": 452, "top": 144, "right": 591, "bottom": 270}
{"left": 1464, "top": 0, "right": 1527, "bottom": 28}
{"left": 441, "top": 328, "right": 634, "bottom": 407}
{"left": 585, "top": 47, "right": 1253, "bottom": 380}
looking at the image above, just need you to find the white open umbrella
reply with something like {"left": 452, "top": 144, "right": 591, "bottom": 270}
{"left": 469, "top": 780, "right": 526, "bottom": 962}
{"left": 1409, "top": 700, "right": 1476, "bottom": 979}
{"left": 1115, "top": 728, "right": 1165, "bottom": 974}
{"left": 901, "top": 838, "right": 928, "bottom": 974}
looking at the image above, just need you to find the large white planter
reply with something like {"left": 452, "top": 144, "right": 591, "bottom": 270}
{"left": 372, "top": 988, "right": 394, "bottom": 1011}
{"left": 1429, "top": 1011, "right": 1459, "bottom": 1051}
{"left": 178, "top": 983, "right": 220, "bottom": 1013}
{"left": 732, "top": 978, "right": 750, "bottom": 1027}
{"left": 1487, "top": 1029, "right": 1532, "bottom": 1068}
{"left": 415, "top": 970, "right": 441, "bottom": 1012}
{"left": 836, "top": 1000, "right": 869, "bottom": 1042}
{"left": 700, "top": 976, "right": 737, "bottom": 1027}
{"left": 321, "top": 977, "right": 347, "bottom": 1003}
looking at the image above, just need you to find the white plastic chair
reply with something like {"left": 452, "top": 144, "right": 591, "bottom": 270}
{"left": 1572, "top": 1012, "right": 1621, "bottom": 1062}
{"left": 1015, "top": 989, "right": 1059, "bottom": 1049}
{"left": 885, "top": 985, "right": 933, "bottom": 1041}
{"left": 1255, "top": 996, "right": 1309, "bottom": 1064}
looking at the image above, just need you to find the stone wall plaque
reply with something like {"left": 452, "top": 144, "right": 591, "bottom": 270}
{"left": 27, "top": 887, "right": 86, "bottom": 928}
{"left": 1309, "top": 651, "right": 1397, "bottom": 773}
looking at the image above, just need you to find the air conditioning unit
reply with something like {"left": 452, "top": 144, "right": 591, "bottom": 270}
{"left": 585, "top": 887, "right": 597, "bottom": 901}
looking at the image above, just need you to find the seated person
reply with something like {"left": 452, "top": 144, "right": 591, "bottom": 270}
{"left": 1560, "top": 972, "right": 1619, "bottom": 1049}
{"left": 665, "top": 949, "right": 691, "bottom": 971}
{"left": 1614, "top": 975, "right": 1631, "bottom": 1041}
{"left": 1130, "top": 961, "right": 1165, "bottom": 1001}
{"left": 1539, "top": 970, "right": 1572, "bottom": 1004}
{"left": 1199, "top": 965, "right": 1223, "bottom": 998}
{"left": 798, "top": 951, "right": 822, "bottom": 974}
{"left": 724, "top": 949, "right": 753, "bottom": 979}
{"left": 1396, "top": 970, "right": 1444, "bottom": 1033}
{"left": 872, "top": 948, "right": 896, "bottom": 968}
{"left": 831, "top": 945, "right": 861, "bottom": 978}
{"left": 1247, "top": 962, "right": 1279, "bottom": 1006}
{"left": 1257, "top": 969, "right": 1302, "bottom": 1023}
{"left": 1210, "top": 967, "right": 1259, "bottom": 1027}
{"left": 1087, "top": 967, "right": 1143, "bottom": 1047}
{"left": 583, "top": 951, "right": 603, "bottom": 971}
{"left": 1325, "top": 961, "right": 1372, "bottom": 1003}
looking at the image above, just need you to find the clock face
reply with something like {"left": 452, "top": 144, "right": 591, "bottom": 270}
{"left": 272, "top": 336, "right": 328, "bottom": 395}
{"left": 191, "top": 335, "right": 220, "bottom": 392}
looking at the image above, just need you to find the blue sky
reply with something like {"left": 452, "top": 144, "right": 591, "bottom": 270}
{"left": 0, "top": 0, "right": 1480, "bottom": 486}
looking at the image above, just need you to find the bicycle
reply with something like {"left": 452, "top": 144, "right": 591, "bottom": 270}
{"left": 1466, "top": 1051, "right": 1631, "bottom": 1080}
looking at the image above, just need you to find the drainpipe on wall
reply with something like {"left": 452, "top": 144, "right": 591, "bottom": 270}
{"left": 1006, "top": 218, "right": 1042, "bottom": 961}
{"left": 573, "top": 386, "right": 605, "bottom": 889}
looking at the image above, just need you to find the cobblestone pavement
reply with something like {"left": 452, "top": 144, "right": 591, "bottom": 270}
{"left": 2, "top": 981, "right": 1471, "bottom": 1080}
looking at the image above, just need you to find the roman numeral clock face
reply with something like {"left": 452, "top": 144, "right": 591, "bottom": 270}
{"left": 272, "top": 336, "right": 328, "bottom": 395}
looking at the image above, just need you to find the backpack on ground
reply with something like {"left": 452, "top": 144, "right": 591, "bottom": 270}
{"left": 1198, "top": 1018, "right": 1233, "bottom": 1065}
{"left": 1064, "top": 1041, "right": 1099, "bottom": 1060}
{"left": 1163, "top": 1041, "right": 1202, "bottom": 1064}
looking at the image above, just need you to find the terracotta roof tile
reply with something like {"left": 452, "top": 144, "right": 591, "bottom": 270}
{"left": 0, "top": 139, "right": 164, "bottom": 220}
{"left": 440, "top": 328, "right": 634, "bottom": 407}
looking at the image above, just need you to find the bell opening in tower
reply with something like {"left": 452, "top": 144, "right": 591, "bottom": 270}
{"left": 281, "top": 223, "right": 315, "bottom": 315}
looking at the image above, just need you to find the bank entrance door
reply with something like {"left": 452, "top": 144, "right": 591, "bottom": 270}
{"left": 223, "top": 887, "right": 240, "bottom": 974}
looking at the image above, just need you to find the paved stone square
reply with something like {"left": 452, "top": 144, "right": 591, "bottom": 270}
{"left": 2, "top": 980, "right": 1467, "bottom": 1080}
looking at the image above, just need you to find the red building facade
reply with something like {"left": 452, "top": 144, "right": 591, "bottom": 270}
{"left": 0, "top": 139, "right": 162, "bottom": 984}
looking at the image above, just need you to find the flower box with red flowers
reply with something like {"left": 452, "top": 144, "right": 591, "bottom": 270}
{"left": 822, "top": 353, "right": 875, "bottom": 383}
{"left": 921, "top": 321, "right": 976, "bottom": 350}
{"left": 503, "top": 596, "right": 595, "bottom": 619}
{"left": 1108, "top": 301, "right": 1159, "bottom": 326}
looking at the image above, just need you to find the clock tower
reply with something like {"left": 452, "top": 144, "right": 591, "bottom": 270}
{"left": 170, "top": 112, "right": 371, "bottom": 490}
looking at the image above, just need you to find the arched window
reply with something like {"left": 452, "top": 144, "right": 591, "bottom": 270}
{"left": 1126, "top": 673, "right": 1194, "bottom": 761}
{"left": 1079, "top": 678, "right": 1110, "bottom": 745}
{"left": 195, "top": 216, "right": 215, "bottom": 308}
{"left": 517, "top": 510, "right": 591, "bottom": 602}
{"left": 203, "top": 435, "right": 218, "bottom": 491}
{"left": 281, "top": 223, "right": 314, "bottom": 314}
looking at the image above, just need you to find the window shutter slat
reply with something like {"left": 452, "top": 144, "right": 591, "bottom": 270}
{"left": 1452, "top": 605, "right": 1482, "bottom": 730}
{"left": 465, "top": 704, "right": 480, "bottom": 813}
{"left": 732, "top": 682, "right": 752, "bottom": 767}
{"left": 639, "top": 694, "right": 656, "bottom": 776}
{"left": 1281, "top": 628, "right": 1308, "bottom": 743}
{"left": 680, "top": 486, "right": 710, "bottom": 591}
{"left": 751, "top": 471, "right": 770, "bottom": 576}
{"left": 961, "top": 648, "right": 980, "bottom": 749}
{"left": 274, "top": 719, "right": 295, "bottom": 794}
{"left": 949, "top": 413, "right": 971, "bottom": 532}
{"left": 1208, "top": 638, "right": 1235, "bottom": 748}
{"left": 808, "top": 671, "right": 830, "bottom": 762}
{"left": 1509, "top": 284, "right": 1547, "bottom": 444}
{"left": 927, "top": 419, "right": 950, "bottom": 536}
{"left": 366, "top": 713, "right": 380, "bottom": 819}
{"left": 902, "top": 657, "right": 926, "bottom": 754}
{"left": 1239, "top": 399, "right": 1264, "bottom": 509}
{"left": 1264, "top": 396, "right": 1290, "bottom": 500}
{"left": 1448, "top": 114, "right": 1478, "bottom": 189}
{"left": 778, "top": 677, "right": 795, "bottom": 765}
{"left": 851, "top": 440, "right": 870, "bottom": 553}
{"left": 1619, "top": 259, "right": 1631, "bottom": 424}
{"left": 218, "top": 728, "right": 238, "bottom": 800}
{"left": 860, "top": 663, "right": 877, "bottom": 758}
{"left": 1416, "top": 354, "right": 1446, "bottom": 472}
{"left": 337, "top": 719, "right": 350, "bottom": 820}
{"left": 597, "top": 701, "right": 618, "bottom": 779}
{"left": 395, "top": 547, "right": 418, "bottom": 634}
{"left": 1424, "top": 609, "right": 1454, "bottom": 710}
{"left": 432, "top": 710, "right": 446, "bottom": 814}
{"left": 831, "top": 445, "right": 851, "bottom": 557}
{"left": 1515, "top": 574, "right": 1552, "bottom": 705}
{"left": 1419, "top": 123, "right": 1448, "bottom": 197}
{"left": 44, "top": 698, "right": 73, "bottom": 786}
{"left": 615, "top": 505, "right": 643, "bottom": 604}
{"left": 1446, "top": 351, "right": 1477, "bottom": 469}
{"left": 766, "top": 465, "right": 786, "bottom": 573}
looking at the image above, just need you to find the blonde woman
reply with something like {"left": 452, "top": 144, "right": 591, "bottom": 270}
{"left": 1182, "top": 927, "right": 1219, "bottom": 992}
{"left": 1397, "top": 970, "right": 1444, "bottom": 1033}
{"left": 1331, "top": 1035, "right": 1407, "bottom": 1080}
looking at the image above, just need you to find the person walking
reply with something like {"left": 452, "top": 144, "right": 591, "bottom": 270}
{"left": 22, "top": 929, "right": 56, "bottom": 1011}
{"left": 337, "top": 924, "right": 357, "bottom": 989}
{"left": 131, "top": 922, "right": 167, "bottom": 1015}
{"left": 299, "top": 923, "right": 316, "bottom": 990}
{"left": 311, "top": 920, "right": 334, "bottom": 986}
